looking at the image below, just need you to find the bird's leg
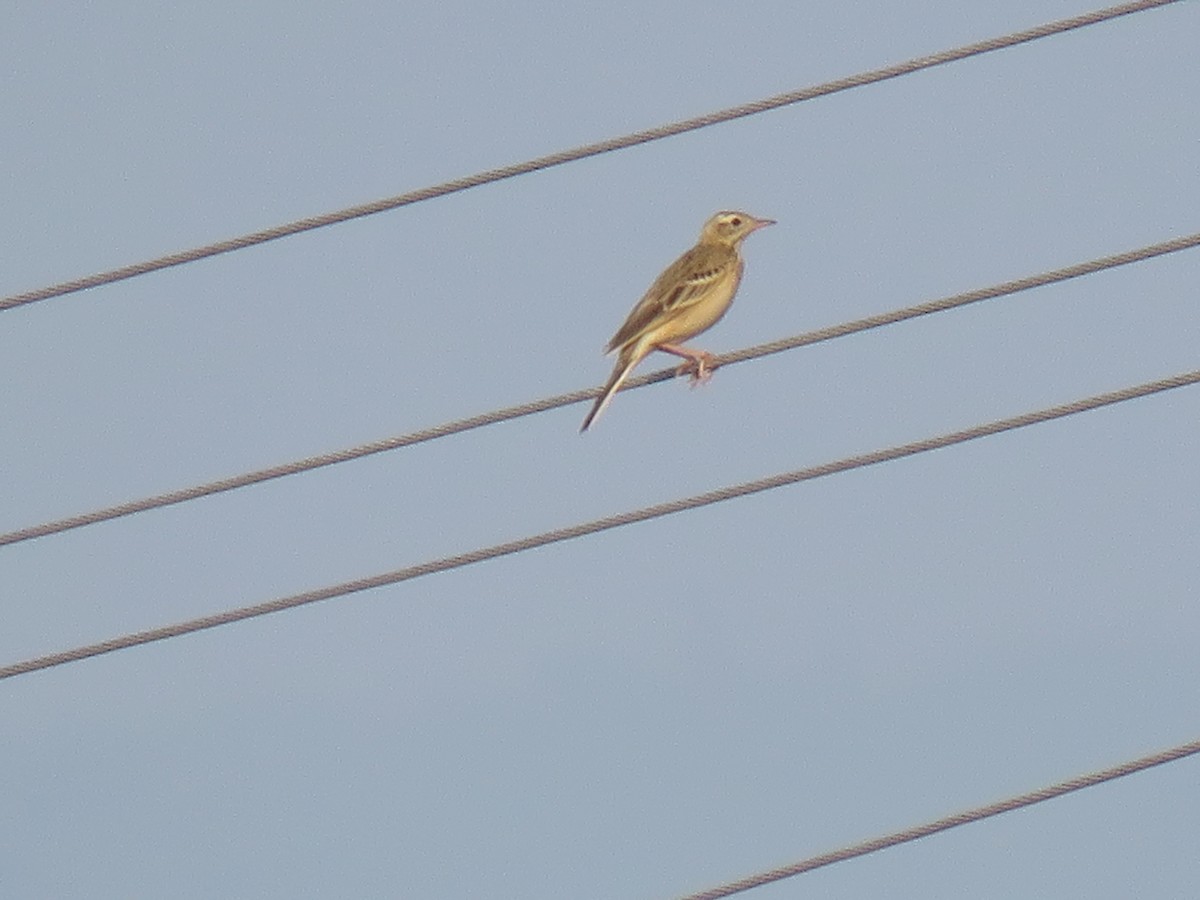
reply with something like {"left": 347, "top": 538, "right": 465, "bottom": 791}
{"left": 657, "top": 343, "right": 717, "bottom": 385}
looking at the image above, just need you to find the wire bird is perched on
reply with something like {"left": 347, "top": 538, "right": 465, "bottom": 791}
{"left": 580, "top": 210, "right": 775, "bottom": 431}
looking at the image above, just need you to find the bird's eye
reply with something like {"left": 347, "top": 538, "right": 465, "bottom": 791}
{"left": 730, "top": 217, "right": 742, "bottom": 226}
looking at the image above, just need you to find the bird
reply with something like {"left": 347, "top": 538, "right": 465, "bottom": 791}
{"left": 580, "top": 210, "right": 775, "bottom": 431}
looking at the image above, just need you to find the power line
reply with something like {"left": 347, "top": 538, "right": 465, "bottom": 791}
{"left": 675, "top": 737, "right": 1200, "bottom": 900}
{"left": 2, "top": 367, "right": 1196, "bottom": 680}
{"left": 3, "top": 230, "right": 1196, "bottom": 548}
{"left": 0, "top": 0, "right": 1182, "bottom": 314}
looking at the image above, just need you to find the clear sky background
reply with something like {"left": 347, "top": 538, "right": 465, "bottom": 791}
{"left": 3, "top": 2, "right": 1198, "bottom": 897}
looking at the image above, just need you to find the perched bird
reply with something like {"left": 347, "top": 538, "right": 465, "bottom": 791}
{"left": 580, "top": 210, "right": 775, "bottom": 431}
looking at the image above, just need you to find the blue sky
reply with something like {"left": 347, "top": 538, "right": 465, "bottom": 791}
{"left": 3, "top": 2, "right": 1199, "bottom": 897}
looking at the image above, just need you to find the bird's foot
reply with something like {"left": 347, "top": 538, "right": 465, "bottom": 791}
{"left": 675, "top": 351, "right": 717, "bottom": 386}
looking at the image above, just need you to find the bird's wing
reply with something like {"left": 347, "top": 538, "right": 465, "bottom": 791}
{"left": 604, "top": 244, "right": 733, "bottom": 353}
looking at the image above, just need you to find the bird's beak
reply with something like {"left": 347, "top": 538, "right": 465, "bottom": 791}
{"left": 751, "top": 217, "right": 776, "bottom": 231}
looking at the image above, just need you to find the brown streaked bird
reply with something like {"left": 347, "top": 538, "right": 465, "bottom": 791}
{"left": 580, "top": 210, "right": 775, "bottom": 432}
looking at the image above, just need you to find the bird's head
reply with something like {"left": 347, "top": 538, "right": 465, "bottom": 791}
{"left": 701, "top": 211, "right": 776, "bottom": 246}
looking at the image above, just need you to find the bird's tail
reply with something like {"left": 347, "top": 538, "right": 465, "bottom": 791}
{"left": 580, "top": 348, "right": 641, "bottom": 432}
